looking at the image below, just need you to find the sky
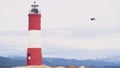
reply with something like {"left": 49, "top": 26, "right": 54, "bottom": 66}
{"left": 0, "top": 0, "right": 120, "bottom": 60}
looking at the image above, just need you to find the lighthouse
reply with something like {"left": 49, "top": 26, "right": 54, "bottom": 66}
{"left": 26, "top": 2, "right": 42, "bottom": 65}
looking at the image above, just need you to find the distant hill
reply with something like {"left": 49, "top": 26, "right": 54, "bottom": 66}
{"left": 42, "top": 57, "right": 119, "bottom": 66}
{"left": 95, "top": 56, "right": 120, "bottom": 64}
{"left": 0, "top": 56, "right": 120, "bottom": 67}
{"left": 0, "top": 56, "right": 25, "bottom": 67}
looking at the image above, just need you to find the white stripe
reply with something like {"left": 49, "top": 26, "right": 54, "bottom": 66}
{"left": 28, "top": 30, "right": 41, "bottom": 48}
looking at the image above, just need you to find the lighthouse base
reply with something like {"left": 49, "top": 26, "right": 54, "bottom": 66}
{"left": 26, "top": 48, "right": 42, "bottom": 65}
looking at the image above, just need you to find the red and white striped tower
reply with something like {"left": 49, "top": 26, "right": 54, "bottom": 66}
{"left": 26, "top": 2, "right": 42, "bottom": 65}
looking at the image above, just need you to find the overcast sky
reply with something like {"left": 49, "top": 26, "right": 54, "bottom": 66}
{"left": 0, "top": 0, "right": 120, "bottom": 59}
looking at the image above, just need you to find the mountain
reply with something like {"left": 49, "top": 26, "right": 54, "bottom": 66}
{"left": 42, "top": 57, "right": 119, "bottom": 66}
{"left": 0, "top": 56, "right": 25, "bottom": 67}
{"left": 95, "top": 56, "right": 120, "bottom": 64}
{"left": 0, "top": 56, "right": 120, "bottom": 67}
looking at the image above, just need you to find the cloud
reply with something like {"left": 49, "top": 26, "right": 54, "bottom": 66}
{"left": 0, "top": 31, "right": 27, "bottom": 57}
{"left": 41, "top": 26, "right": 120, "bottom": 59}
{"left": 42, "top": 25, "right": 120, "bottom": 38}
{"left": 0, "top": 0, "right": 120, "bottom": 59}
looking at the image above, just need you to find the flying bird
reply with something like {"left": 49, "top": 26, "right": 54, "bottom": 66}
{"left": 34, "top": 1, "right": 36, "bottom": 3}
{"left": 90, "top": 18, "right": 96, "bottom": 21}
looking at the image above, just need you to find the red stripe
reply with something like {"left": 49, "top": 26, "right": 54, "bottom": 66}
{"left": 28, "top": 14, "right": 41, "bottom": 30}
{"left": 26, "top": 48, "right": 42, "bottom": 65}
